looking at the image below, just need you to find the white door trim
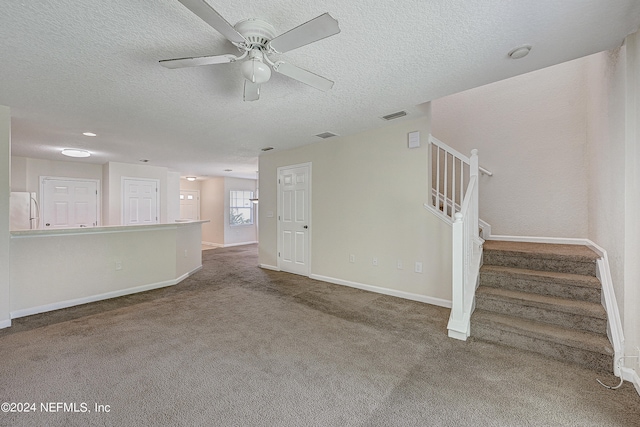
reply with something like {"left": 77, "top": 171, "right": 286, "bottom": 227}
{"left": 39, "top": 176, "right": 101, "bottom": 228}
{"left": 277, "top": 162, "right": 312, "bottom": 276}
{"left": 121, "top": 177, "right": 160, "bottom": 225}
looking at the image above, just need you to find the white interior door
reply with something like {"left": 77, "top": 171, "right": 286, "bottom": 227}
{"left": 41, "top": 178, "right": 99, "bottom": 229}
{"left": 180, "top": 190, "right": 200, "bottom": 220}
{"left": 278, "top": 164, "right": 310, "bottom": 276}
{"left": 123, "top": 178, "right": 159, "bottom": 225}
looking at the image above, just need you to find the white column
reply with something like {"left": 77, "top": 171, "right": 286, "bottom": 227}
{"left": 0, "top": 105, "right": 11, "bottom": 328}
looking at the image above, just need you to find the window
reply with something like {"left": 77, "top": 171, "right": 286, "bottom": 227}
{"left": 230, "top": 190, "right": 254, "bottom": 226}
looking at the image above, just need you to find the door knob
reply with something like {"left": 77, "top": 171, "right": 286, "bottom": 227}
{"left": 303, "top": 225, "right": 308, "bottom": 229}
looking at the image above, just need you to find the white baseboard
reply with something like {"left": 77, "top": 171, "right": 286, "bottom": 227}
{"left": 10, "top": 265, "right": 202, "bottom": 320}
{"left": 203, "top": 241, "right": 258, "bottom": 248}
{"left": 310, "top": 274, "right": 452, "bottom": 308}
{"left": 202, "top": 241, "right": 223, "bottom": 248}
{"left": 621, "top": 367, "right": 640, "bottom": 396}
{"left": 223, "top": 241, "right": 258, "bottom": 248}
{"left": 0, "top": 319, "right": 11, "bottom": 329}
{"left": 259, "top": 264, "right": 280, "bottom": 271}
{"left": 486, "top": 234, "right": 593, "bottom": 246}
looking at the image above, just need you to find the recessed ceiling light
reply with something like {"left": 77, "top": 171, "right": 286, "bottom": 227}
{"left": 82, "top": 132, "right": 97, "bottom": 137}
{"left": 224, "top": 169, "right": 233, "bottom": 172}
{"left": 186, "top": 177, "right": 197, "bottom": 181}
{"left": 261, "top": 146, "right": 274, "bottom": 151}
{"left": 139, "top": 159, "right": 149, "bottom": 163}
{"left": 508, "top": 45, "right": 532, "bottom": 59}
{"left": 61, "top": 149, "right": 91, "bottom": 158}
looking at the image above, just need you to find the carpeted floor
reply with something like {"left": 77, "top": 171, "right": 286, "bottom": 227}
{"left": 1, "top": 244, "right": 638, "bottom": 426}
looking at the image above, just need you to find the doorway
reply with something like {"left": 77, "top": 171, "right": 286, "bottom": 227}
{"left": 277, "top": 163, "right": 311, "bottom": 276}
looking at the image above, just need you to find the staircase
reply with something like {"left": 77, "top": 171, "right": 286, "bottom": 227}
{"left": 471, "top": 240, "right": 614, "bottom": 372}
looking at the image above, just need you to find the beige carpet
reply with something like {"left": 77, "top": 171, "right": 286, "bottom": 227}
{"left": 1, "top": 244, "right": 638, "bottom": 426}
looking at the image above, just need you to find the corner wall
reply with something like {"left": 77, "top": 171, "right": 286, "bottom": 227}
{"left": 432, "top": 58, "right": 590, "bottom": 238}
{"left": 259, "top": 116, "right": 453, "bottom": 303}
{"left": 200, "top": 177, "right": 224, "bottom": 245}
{"left": 0, "top": 106, "right": 11, "bottom": 327}
{"left": 585, "top": 33, "right": 640, "bottom": 382}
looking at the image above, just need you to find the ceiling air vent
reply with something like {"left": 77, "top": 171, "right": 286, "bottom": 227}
{"left": 381, "top": 111, "right": 407, "bottom": 121}
{"left": 315, "top": 132, "right": 339, "bottom": 139}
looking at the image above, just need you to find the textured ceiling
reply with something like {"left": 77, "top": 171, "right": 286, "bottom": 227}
{"left": 1, "top": 1, "right": 639, "bottom": 179}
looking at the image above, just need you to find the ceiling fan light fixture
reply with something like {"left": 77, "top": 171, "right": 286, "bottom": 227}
{"left": 241, "top": 51, "right": 271, "bottom": 84}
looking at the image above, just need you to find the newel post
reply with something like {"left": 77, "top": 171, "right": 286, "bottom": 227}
{"left": 451, "top": 212, "right": 464, "bottom": 322}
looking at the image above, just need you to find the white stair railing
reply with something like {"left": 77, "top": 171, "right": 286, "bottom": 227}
{"left": 426, "top": 136, "right": 471, "bottom": 222}
{"left": 425, "top": 135, "right": 484, "bottom": 340}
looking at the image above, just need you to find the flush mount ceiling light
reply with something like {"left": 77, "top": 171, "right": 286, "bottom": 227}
{"left": 61, "top": 149, "right": 90, "bottom": 158}
{"left": 508, "top": 45, "right": 532, "bottom": 59}
{"left": 82, "top": 132, "right": 97, "bottom": 137}
{"left": 186, "top": 176, "right": 197, "bottom": 181}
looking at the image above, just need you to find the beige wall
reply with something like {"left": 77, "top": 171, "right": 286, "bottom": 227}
{"left": 166, "top": 171, "right": 181, "bottom": 223}
{"left": 432, "top": 58, "right": 590, "bottom": 238}
{"left": 259, "top": 117, "right": 453, "bottom": 302}
{"left": 0, "top": 106, "right": 10, "bottom": 326}
{"left": 623, "top": 32, "right": 640, "bottom": 376}
{"left": 587, "top": 33, "right": 640, "bottom": 375}
{"left": 200, "top": 177, "right": 224, "bottom": 245}
{"left": 586, "top": 48, "right": 627, "bottom": 326}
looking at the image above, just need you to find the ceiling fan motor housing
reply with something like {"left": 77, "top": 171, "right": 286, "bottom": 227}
{"left": 234, "top": 19, "right": 276, "bottom": 49}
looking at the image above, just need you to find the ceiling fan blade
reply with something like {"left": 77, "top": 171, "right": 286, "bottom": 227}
{"left": 244, "top": 80, "right": 260, "bottom": 101}
{"left": 273, "top": 62, "right": 334, "bottom": 91}
{"left": 159, "top": 53, "right": 237, "bottom": 69}
{"left": 178, "top": 0, "right": 246, "bottom": 45}
{"left": 268, "top": 13, "right": 340, "bottom": 53}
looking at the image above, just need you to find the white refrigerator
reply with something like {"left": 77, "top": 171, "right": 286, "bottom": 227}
{"left": 10, "top": 192, "right": 39, "bottom": 230}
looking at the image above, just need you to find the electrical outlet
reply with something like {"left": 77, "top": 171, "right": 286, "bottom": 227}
{"left": 349, "top": 254, "right": 355, "bottom": 263}
{"left": 415, "top": 262, "right": 423, "bottom": 273}
{"left": 397, "top": 260, "right": 403, "bottom": 270}
{"left": 372, "top": 257, "right": 378, "bottom": 266}
{"left": 115, "top": 261, "right": 122, "bottom": 271}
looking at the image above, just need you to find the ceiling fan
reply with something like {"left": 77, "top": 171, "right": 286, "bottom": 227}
{"left": 160, "top": 0, "right": 341, "bottom": 101}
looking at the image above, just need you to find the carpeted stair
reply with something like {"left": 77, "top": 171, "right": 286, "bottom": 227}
{"left": 471, "top": 240, "right": 614, "bottom": 372}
